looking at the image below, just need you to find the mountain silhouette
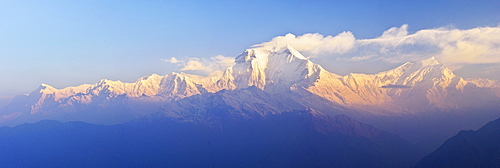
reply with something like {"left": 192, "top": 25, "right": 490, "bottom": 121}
{"left": 416, "top": 117, "right": 500, "bottom": 167}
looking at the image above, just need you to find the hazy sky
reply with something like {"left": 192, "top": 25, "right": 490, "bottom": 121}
{"left": 1, "top": 0, "right": 499, "bottom": 97}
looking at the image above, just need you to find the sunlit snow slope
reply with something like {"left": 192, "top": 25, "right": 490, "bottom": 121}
{"left": 1, "top": 44, "right": 499, "bottom": 126}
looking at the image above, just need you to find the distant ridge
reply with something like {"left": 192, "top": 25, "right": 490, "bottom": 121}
{"left": 0, "top": 108, "right": 422, "bottom": 167}
{"left": 0, "top": 43, "right": 498, "bottom": 164}
{"left": 1, "top": 44, "right": 498, "bottom": 126}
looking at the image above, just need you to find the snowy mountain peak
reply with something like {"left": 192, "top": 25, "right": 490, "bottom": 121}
{"left": 157, "top": 72, "right": 207, "bottom": 99}
{"left": 97, "top": 79, "right": 122, "bottom": 85}
{"left": 277, "top": 44, "right": 308, "bottom": 60}
{"left": 40, "top": 83, "right": 52, "bottom": 87}
{"left": 1, "top": 44, "right": 499, "bottom": 127}
{"left": 416, "top": 57, "right": 440, "bottom": 67}
{"left": 37, "top": 83, "right": 57, "bottom": 94}
{"left": 138, "top": 73, "right": 161, "bottom": 81}
{"left": 224, "top": 44, "right": 326, "bottom": 91}
{"left": 236, "top": 44, "right": 307, "bottom": 63}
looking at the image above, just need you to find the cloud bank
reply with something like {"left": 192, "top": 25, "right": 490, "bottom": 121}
{"left": 258, "top": 25, "right": 500, "bottom": 71}
{"left": 163, "top": 55, "right": 235, "bottom": 75}
{"left": 164, "top": 25, "right": 500, "bottom": 79}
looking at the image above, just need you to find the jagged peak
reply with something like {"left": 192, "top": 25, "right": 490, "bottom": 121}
{"left": 40, "top": 83, "right": 50, "bottom": 87}
{"left": 38, "top": 83, "right": 58, "bottom": 93}
{"left": 137, "top": 73, "right": 163, "bottom": 81}
{"left": 236, "top": 43, "right": 307, "bottom": 63}
{"left": 168, "top": 72, "right": 188, "bottom": 77}
{"left": 283, "top": 44, "right": 308, "bottom": 60}
{"left": 376, "top": 61, "right": 412, "bottom": 76}
{"left": 400, "top": 61, "right": 413, "bottom": 67}
{"left": 416, "top": 57, "right": 440, "bottom": 67}
{"left": 376, "top": 57, "right": 443, "bottom": 77}
{"left": 163, "top": 73, "right": 202, "bottom": 86}
{"left": 166, "top": 72, "right": 190, "bottom": 80}
{"left": 40, "top": 83, "right": 55, "bottom": 88}
{"left": 97, "top": 79, "right": 111, "bottom": 84}
{"left": 95, "top": 79, "right": 127, "bottom": 89}
{"left": 148, "top": 73, "right": 161, "bottom": 78}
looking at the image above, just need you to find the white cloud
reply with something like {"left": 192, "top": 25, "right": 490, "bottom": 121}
{"left": 179, "top": 59, "right": 204, "bottom": 71}
{"left": 162, "top": 25, "right": 500, "bottom": 79}
{"left": 163, "top": 55, "right": 235, "bottom": 75}
{"left": 162, "top": 57, "right": 180, "bottom": 63}
{"left": 257, "top": 32, "right": 356, "bottom": 57}
{"left": 378, "top": 24, "right": 409, "bottom": 39}
{"left": 258, "top": 25, "right": 500, "bottom": 71}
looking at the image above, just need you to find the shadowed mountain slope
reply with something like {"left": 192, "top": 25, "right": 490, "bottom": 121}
{"left": 416, "top": 117, "right": 500, "bottom": 167}
{"left": 0, "top": 108, "right": 422, "bottom": 167}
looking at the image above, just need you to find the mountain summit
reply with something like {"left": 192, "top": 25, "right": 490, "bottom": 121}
{"left": 218, "top": 44, "right": 327, "bottom": 91}
{"left": 0, "top": 45, "right": 498, "bottom": 127}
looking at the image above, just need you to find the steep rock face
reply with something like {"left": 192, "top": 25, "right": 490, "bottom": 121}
{"left": 127, "top": 73, "right": 164, "bottom": 97}
{"left": 158, "top": 73, "right": 208, "bottom": 100}
{"left": 215, "top": 44, "right": 326, "bottom": 92}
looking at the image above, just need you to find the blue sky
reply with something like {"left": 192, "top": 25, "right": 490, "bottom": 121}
{"left": 0, "top": 0, "right": 499, "bottom": 97}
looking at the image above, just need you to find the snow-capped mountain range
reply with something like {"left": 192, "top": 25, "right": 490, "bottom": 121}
{"left": 1, "top": 44, "right": 499, "bottom": 126}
